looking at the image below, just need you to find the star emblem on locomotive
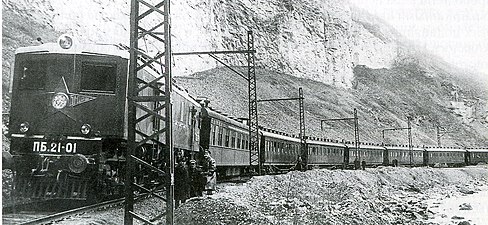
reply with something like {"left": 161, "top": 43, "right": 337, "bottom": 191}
{"left": 51, "top": 77, "right": 96, "bottom": 109}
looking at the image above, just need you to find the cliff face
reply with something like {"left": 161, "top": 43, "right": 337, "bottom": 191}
{"left": 4, "top": 0, "right": 400, "bottom": 88}
{"left": 3, "top": 0, "right": 487, "bottom": 145}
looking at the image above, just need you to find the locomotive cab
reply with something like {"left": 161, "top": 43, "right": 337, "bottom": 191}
{"left": 8, "top": 35, "right": 129, "bottom": 200}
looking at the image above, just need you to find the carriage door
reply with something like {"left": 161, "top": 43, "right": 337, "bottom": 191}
{"left": 383, "top": 148, "right": 388, "bottom": 165}
{"left": 423, "top": 149, "right": 429, "bottom": 166}
{"left": 343, "top": 146, "right": 350, "bottom": 168}
{"left": 464, "top": 150, "right": 470, "bottom": 166}
{"left": 259, "top": 134, "right": 266, "bottom": 164}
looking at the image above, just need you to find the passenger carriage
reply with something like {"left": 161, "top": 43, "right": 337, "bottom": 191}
{"left": 466, "top": 148, "right": 488, "bottom": 165}
{"left": 204, "top": 108, "right": 250, "bottom": 177}
{"left": 385, "top": 145, "right": 425, "bottom": 166}
{"left": 346, "top": 142, "right": 385, "bottom": 167}
{"left": 306, "top": 137, "right": 346, "bottom": 168}
{"left": 260, "top": 128, "right": 301, "bottom": 172}
{"left": 425, "top": 146, "right": 466, "bottom": 167}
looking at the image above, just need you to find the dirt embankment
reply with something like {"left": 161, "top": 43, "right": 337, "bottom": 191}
{"left": 176, "top": 166, "right": 487, "bottom": 225}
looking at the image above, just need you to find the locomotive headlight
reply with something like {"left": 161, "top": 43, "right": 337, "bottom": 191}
{"left": 19, "top": 122, "right": 30, "bottom": 133}
{"left": 58, "top": 34, "right": 73, "bottom": 49}
{"left": 52, "top": 93, "right": 69, "bottom": 110}
{"left": 80, "top": 124, "right": 91, "bottom": 135}
{"left": 68, "top": 154, "right": 89, "bottom": 173}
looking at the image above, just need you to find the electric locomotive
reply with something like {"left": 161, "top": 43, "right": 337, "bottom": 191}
{"left": 6, "top": 35, "right": 202, "bottom": 200}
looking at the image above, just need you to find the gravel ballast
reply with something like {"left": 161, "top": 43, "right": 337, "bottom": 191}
{"left": 4, "top": 166, "right": 487, "bottom": 224}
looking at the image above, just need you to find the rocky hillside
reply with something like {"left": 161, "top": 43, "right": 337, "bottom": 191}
{"left": 2, "top": 0, "right": 488, "bottom": 146}
{"left": 175, "top": 65, "right": 487, "bottom": 146}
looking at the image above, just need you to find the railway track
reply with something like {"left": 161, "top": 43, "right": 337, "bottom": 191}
{"left": 2, "top": 177, "right": 250, "bottom": 224}
{"left": 2, "top": 198, "right": 125, "bottom": 225}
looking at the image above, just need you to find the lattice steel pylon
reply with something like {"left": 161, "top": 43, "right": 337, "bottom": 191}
{"left": 247, "top": 31, "right": 260, "bottom": 174}
{"left": 298, "top": 87, "right": 307, "bottom": 169}
{"left": 125, "top": 0, "right": 173, "bottom": 225}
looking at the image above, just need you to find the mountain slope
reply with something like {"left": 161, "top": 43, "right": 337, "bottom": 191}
{"left": 175, "top": 64, "right": 487, "bottom": 147}
{"left": 2, "top": 0, "right": 487, "bottom": 147}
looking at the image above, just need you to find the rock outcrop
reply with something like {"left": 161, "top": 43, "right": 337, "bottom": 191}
{"left": 4, "top": 0, "right": 403, "bottom": 88}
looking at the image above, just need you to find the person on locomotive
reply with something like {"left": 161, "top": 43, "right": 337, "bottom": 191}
{"left": 202, "top": 150, "right": 216, "bottom": 195}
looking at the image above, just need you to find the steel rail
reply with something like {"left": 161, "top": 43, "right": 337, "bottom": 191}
{"left": 20, "top": 197, "right": 127, "bottom": 225}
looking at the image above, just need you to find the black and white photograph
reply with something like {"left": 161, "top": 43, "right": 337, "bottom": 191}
{"left": 2, "top": 0, "right": 488, "bottom": 224}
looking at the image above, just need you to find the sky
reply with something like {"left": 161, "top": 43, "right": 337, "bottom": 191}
{"left": 350, "top": 0, "right": 488, "bottom": 76}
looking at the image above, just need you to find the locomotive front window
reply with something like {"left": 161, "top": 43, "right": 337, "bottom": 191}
{"left": 19, "top": 60, "right": 47, "bottom": 90}
{"left": 81, "top": 62, "right": 117, "bottom": 93}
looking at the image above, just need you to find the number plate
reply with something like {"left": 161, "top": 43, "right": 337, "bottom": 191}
{"left": 32, "top": 141, "right": 78, "bottom": 154}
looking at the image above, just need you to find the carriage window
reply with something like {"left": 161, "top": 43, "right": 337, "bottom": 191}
{"left": 179, "top": 102, "right": 185, "bottom": 122}
{"left": 231, "top": 131, "right": 236, "bottom": 148}
{"left": 81, "top": 62, "right": 116, "bottom": 93}
{"left": 237, "top": 134, "right": 241, "bottom": 149}
{"left": 211, "top": 125, "right": 216, "bottom": 145}
{"left": 19, "top": 60, "right": 47, "bottom": 90}
{"left": 224, "top": 129, "right": 230, "bottom": 147}
{"left": 218, "top": 127, "right": 223, "bottom": 146}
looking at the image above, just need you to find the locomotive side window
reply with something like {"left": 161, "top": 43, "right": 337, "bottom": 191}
{"left": 19, "top": 60, "right": 47, "bottom": 90}
{"left": 81, "top": 62, "right": 116, "bottom": 93}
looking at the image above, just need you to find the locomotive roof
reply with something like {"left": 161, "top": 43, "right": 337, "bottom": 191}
{"left": 15, "top": 42, "right": 129, "bottom": 59}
